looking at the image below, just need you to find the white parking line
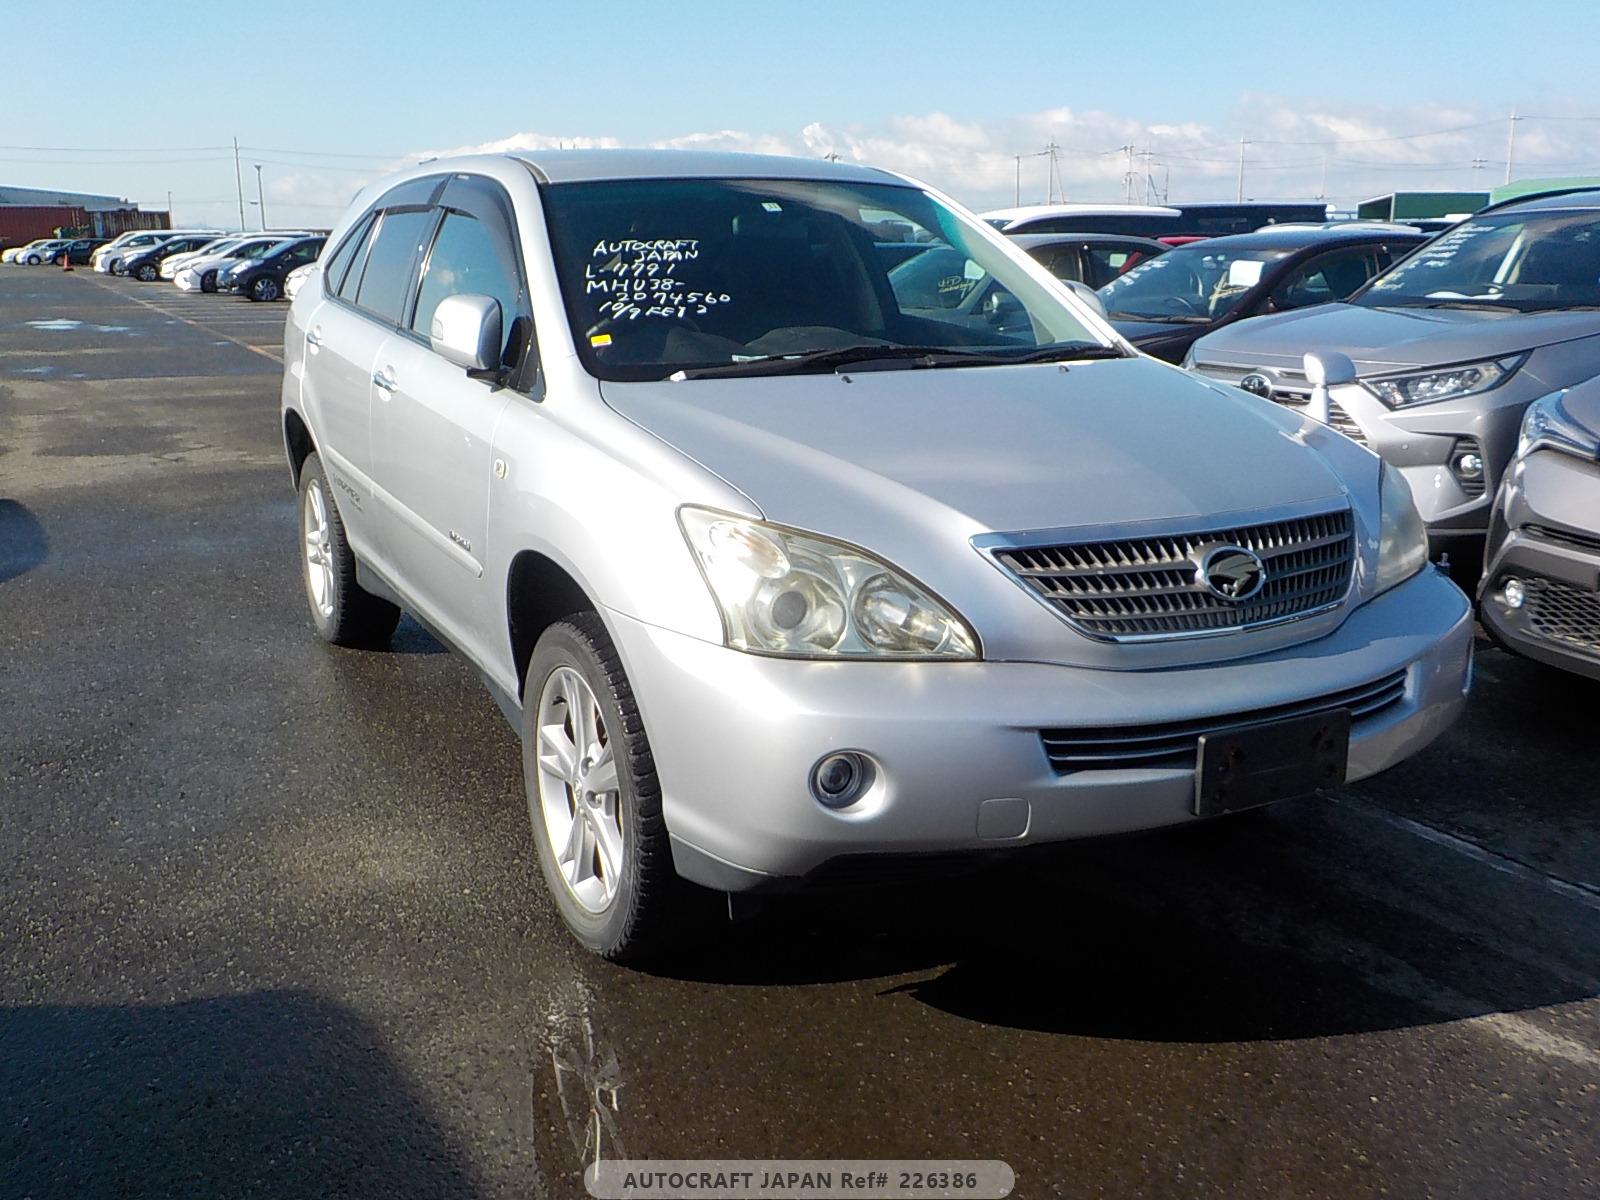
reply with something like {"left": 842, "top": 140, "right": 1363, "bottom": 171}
{"left": 1337, "top": 796, "right": 1600, "bottom": 914}
{"left": 79, "top": 275, "right": 285, "bottom": 364}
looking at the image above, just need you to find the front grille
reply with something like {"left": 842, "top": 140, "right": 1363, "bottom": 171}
{"left": 993, "top": 509, "right": 1355, "bottom": 640}
{"left": 1040, "top": 670, "right": 1408, "bottom": 773}
{"left": 1526, "top": 523, "right": 1600, "bottom": 554}
{"left": 1198, "top": 367, "right": 1368, "bottom": 445}
{"left": 1522, "top": 576, "right": 1600, "bottom": 653}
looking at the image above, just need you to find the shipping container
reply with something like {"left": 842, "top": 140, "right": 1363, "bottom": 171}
{"left": 0, "top": 206, "right": 88, "bottom": 249}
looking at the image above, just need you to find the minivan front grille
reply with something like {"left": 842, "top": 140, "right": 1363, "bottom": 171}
{"left": 1040, "top": 669, "right": 1408, "bottom": 773}
{"left": 992, "top": 508, "right": 1355, "bottom": 640}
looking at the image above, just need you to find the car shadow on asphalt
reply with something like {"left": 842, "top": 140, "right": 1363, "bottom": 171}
{"left": 388, "top": 615, "right": 450, "bottom": 655}
{"left": 1, "top": 990, "right": 488, "bottom": 1198}
{"left": 650, "top": 797, "right": 1599, "bottom": 1043}
{"left": 0, "top": 498, "right": 48, "bottom": 583}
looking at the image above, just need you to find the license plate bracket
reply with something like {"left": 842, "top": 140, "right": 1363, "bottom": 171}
{"left": 1195, "top": 710, "right": 1351, "bottom": 817}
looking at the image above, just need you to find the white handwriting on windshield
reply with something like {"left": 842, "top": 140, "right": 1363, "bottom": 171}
{"left": 585, "top": 237, "right": 732, "bottom": 321}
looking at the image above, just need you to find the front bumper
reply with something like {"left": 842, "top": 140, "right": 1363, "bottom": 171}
{"left": 1478, "top": 449, "right": 1600, "bottom": 679}
{"left": 609, "top": 567, "right": 1473, "bottom": 891}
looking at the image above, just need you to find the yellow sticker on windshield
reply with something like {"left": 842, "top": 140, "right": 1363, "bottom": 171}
{"left": 590, "top": 333, "right": 613, "bottom": 346}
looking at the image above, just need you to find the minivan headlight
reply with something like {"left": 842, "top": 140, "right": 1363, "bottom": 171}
{"left": 679, "top": 507, "right": 978, "bottom": 659}
{"left": 1364, "top": 355, "right": 1523, "bottom": 408}
{"left": 1374, "top": 462, "right": 1429, "bottom": 594}
{"left": 1518, "top": 389, "right": 1600, "bottom": 460}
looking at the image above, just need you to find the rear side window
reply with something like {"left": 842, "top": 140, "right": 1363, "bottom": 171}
{"left": 410, "top": 211, "right": 522, "bottom": 355}
{"left": 321, "top": 217, "right": 372, "bottom": 295}
{"left": 353, "top": 210, "right": 434, "bottom": 324}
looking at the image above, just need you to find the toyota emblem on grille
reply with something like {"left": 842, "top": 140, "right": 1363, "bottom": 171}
{"left": 1238, "top": 372, "right": 1273, "bottom": 399}
{"left": 1199, "top": 544, "right": 1267, "bottom": 601}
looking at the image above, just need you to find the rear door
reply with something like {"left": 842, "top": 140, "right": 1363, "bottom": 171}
{"left": 369, "top": 174, "right": 531, "bottom": 653}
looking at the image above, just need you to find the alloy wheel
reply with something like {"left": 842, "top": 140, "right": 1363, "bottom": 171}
{"left": 302, "top": 478, "right": 335, "bottom": 620}
{"left": 535, "top": 666, "right": 624, "bottom": 914}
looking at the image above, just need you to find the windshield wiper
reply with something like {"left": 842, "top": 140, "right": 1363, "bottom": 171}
{"left": 670, "top": 341, "right": 1122, "bottom": 380}
{"left": 1106, "top": 311, "right": 1209, "bottom": 324}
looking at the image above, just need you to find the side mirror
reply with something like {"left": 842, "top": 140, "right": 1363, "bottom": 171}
{"left": 1063, "top": 279, "right": 1108, "bottom": 320}
{"left": 431, "top": 293, "right": 503, "bottom": 373}
{"left": 1302, "top": 351, "right": 1356, "bottom": 425}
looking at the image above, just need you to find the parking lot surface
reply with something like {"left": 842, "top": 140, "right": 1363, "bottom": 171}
{"left": 3, "top": 267, "right": 1598, "bottom": 1199}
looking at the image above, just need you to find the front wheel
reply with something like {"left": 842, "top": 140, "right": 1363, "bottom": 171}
{"left": 250, "top": 276, "right": 280, "bottom": 302}
{"left": 136, "top": 263, "right": 158, "bottom": 281}
{"left": 24, "top": 255, "right": 39, "bottom": 265}
{"left": 523, "top": 614, "right": 685, "bottom": 963}
{"left": 201, "top": 270, "right": 218, "bottom": 293}
{"left": 297, "top": 452, "right": 400, "bottom": 647}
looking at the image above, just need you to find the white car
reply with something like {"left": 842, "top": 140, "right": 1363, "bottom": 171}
{"left": 17, "top": 239, "right": 71, "bottom": 265}
{"left": 160, "top": 236, "right": 239, "bottom": 279}
{"left": 981, "top": 203, "right": 1183, "bottom": 235}
{"left": 3, "top": 241, "right": 53, "bottom": 264}
{"left": 174, "top": 235, "right": 297, "bottom": 292}
{"left": 283, "top": 261, "right": 317, "bottom": 300}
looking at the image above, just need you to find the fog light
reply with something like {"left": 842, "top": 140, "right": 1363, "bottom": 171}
{"left": 1502, "top": 577, "right": 1525, "bottom": 609}
{"left": 1452, "top": 451, "right": 1484, "bottom": 480}
{"left": 810, "top": 752, "right": 873, "bottom": 809}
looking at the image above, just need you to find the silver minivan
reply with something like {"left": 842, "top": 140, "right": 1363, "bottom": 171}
{"left": 281, "top": 151, "right": 1472, "bottom": 960}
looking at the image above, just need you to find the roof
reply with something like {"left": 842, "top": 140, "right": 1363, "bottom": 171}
{"left": 1161, "top": 225, "right": 1429, "bottom": 252}
{"left": 980, "top": 203, "right": 1181, "bottom": 223}
{"left": 1007, "top": 232, "right": 1167, "bottom": 250}
{"left": 505, "top": 148, "right": 895, "bottom": 186}
{"left": 0, "top": 184, "right": 135, "bottom": 211}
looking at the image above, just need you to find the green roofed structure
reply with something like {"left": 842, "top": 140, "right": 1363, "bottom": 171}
{"left": 1490, "top": 177, "right": 1600, "bottom": 204}
{"left": 1357, "top": 191, "right": 1489, "bottom": 222}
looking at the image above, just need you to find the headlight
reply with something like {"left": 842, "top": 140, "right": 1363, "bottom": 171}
{"left": 1364, "top": 355, "right": 1523, "bottom": 408}
{"left": 1518, "top": 389, "right": 1600, "bottom": 460}
{"left": 1374, "top": 461, "right": 1429, "bottom": 594}
{"left": 679, "top": 507, "right": 978, "bottom": 659}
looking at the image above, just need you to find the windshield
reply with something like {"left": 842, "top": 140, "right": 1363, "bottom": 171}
{"left": 1097, "top": 244, "right": 1289, "bottom": 322}
{"left": 1356, "top": 209, "right": 1600, "bottom": 312}
{"left": 539, "top": 178, "right": 1104, "bottom": 381}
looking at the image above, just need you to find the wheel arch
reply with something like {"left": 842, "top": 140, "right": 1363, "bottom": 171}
{"left": 506, "top": 550, "right": 601, "bottom": 701}
{"left": 283, "top": 408, "right": 315, "bottom": 489}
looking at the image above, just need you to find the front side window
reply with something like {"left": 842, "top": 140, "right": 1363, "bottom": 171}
{"left": 410, "top": 211, "right": 522, "bottom": 356}
{"left": 1273, "top": 247, "right": 1381, "bottom": 310}
{"left": 540, "top": 177, "right": 1104, "bottom": 382}
{"left": 352, "top": 210, "right": 433, "bottom": 325}
{"left": 1098, "top": 245, "right": 1289, "bottom": 322}
{"left": 1357, "top": 209, "right": 1600, "bottom": 312}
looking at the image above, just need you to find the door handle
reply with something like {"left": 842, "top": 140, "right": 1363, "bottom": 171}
{"left": 305, "top": 327, "right": 323, "bottom": 348}
{"left": 372, "top": 368, "right": 397, "bottom": 393}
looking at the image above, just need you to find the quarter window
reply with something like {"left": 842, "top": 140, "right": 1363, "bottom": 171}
{"left": 322, "top": 216, "right": 372, "bottom": 296}
{"left": 410, "top": 211, "right": 522, "bottom": 357}
{"left": 353, "top": 209, "right": 434, "bottom": 325}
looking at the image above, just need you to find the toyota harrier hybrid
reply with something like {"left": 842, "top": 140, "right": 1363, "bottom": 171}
{"left": 1186, "top": 190, "right": 1600, "bottom": 563}
{"left": 281, "top": 151, "right": 1473, "bottom": 961}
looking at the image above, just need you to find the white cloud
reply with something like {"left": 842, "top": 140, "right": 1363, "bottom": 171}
{"left": 239, "top": 99, "right": 1600, "bottom": 230}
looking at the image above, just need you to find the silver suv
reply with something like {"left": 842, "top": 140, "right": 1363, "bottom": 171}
{"left": 281, "top": 151, "right": 1473, "bottom": 961}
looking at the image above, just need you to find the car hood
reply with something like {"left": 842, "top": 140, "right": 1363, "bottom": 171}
{"left": 1193, "top": 301, "right": 1600, "bottom": 370}
{"left": 601, "top": 356, "right": 1348, "bottom": 538}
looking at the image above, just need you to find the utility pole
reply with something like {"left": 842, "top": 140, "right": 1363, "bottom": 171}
{"left": 1123, "top": 144, "right": 1135, "bottom": 203}
{"left": 233, "top": 137, "right": 245, "bottom": 231}
{"left": 1318, "top": 153, "right": 1328, "bottom": 201}
{"left": 1043, "top": 140, "right": 1063, "bottom": 204}
{"left": 1141, "top": 147, "right": 1154, "bottom": 204}
{"left": 1236, "top": 137, "right": 1248, "bottom": 202}
{"left": 166, "top": 190, "right": 172, "bottom": 220}
{"left": 1014, "top": 154, "right": 1022, "bottom": 207}
{"left": 255, "top": 164, "right": 266, "bottom": 230}
{"left": 1504, "top": 108, "right": 1519, "bottom": 185}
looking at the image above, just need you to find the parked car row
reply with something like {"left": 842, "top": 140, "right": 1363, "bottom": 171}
{"left": 1, "top": 226, "right": 330, "bottom": 303}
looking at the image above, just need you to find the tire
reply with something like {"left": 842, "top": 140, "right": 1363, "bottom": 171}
{"left": 522, "top": 613, "right": 684, "bottom": 963}
{"left": 24, "top": 255, "right": 39, "bottom": 266}
{"left": 296, "top": 452, "right": 400, "bottom": 647}
{"left": 201, "top": 270, "right": 217, "bottom": 294}
{"left": 136, "top": 263, "right": 158, "bottom": 282}
{"left": 250, "top": 275, "right": 280, "bottom": 302}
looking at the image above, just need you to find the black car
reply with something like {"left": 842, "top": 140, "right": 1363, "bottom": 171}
{"left": 123, "top": 235, "right": 224, "bottom": 282}
{"left": 223, "top": 236, "right": 324, "bottom": 301}
{"left": 51, "top": 237, "right": 110, "bottom": 266}
{"left": 1007, "top": 232, "right": 1167, "bottom": 288}
{"left": 1097, "top": 225, "right": 1428, "bottom": 363}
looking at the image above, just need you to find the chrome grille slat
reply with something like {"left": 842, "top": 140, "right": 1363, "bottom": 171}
{"left": 1040, "top": 670, "right": 1408, "bottom": 772}
{"left": 993, "top": 508, "right": 1355, "bottom": 640}
{"left": 1197, "top": 366, "right": 1369, "bottom": 445}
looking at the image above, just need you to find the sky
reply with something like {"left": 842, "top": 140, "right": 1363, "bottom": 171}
{"left": 6, "top": 0, "right": 1600, "bottom": 231}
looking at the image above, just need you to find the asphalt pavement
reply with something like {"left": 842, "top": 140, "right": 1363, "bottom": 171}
{"left": 2, "top": 266, "right": 1598, "bottom": 1199}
